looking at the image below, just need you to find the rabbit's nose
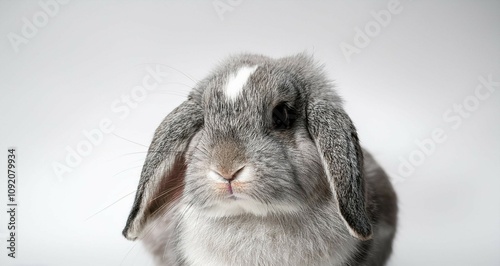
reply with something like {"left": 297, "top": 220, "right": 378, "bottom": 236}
{"left": 216, "top": 166, "right": 245, "bottom": 181}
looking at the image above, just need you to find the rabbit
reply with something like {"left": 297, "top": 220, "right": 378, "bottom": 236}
{"left": 122, "top": 53, "right": 398, "bottom": 266}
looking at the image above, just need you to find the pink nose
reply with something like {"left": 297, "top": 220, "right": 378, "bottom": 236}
{"left": 216, "top": 166, "right": 245, "bottom": 181}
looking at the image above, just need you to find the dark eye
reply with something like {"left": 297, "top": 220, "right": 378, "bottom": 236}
{"left": 272, "top": 103, "right": 296, "bottom": 130}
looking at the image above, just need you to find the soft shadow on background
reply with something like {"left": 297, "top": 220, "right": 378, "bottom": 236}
{"left": 1, "top": 0, "right": 499, "bottom": 265}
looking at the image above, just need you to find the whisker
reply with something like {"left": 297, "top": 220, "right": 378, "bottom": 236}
{"left": 119, "top": 241, "right": 140, "bottom": 266}
{"left": 148, "top": 182, "right": 186, "bottom": 204}
{"left": 109, "top": 150, "right": 177, "bottom": 159}
{"left": 85, "top": 190, "right": 137, "bottom": 221}
{"left": 132, "top": 62, "right": 198, "bottom": 84}
{"left": 138, "top": 181, "right": 198, "bottom": 240}
{"left": 150, "top": 91, "right": 188, "bottom": 98}
{"left": 112, "top": 133, "right": 148, "bottom": 148}
{"left": 112, "top": 165, "right": 143, "bottom": 177}
{"left": 137, "top": 196, "right": 184, "bottom": 245}
{"left": 157, "top": 82, "right": 193, "bottom": 88}
{"left": 176, "top": 199, "right": 195, "bottom": 230}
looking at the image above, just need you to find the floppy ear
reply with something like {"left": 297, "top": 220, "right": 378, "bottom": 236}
{"left": 306, "top": 98, "right": 372, "bottom": 240}
{"left": 122, "top": 99, "right": 203, "bottom": 240}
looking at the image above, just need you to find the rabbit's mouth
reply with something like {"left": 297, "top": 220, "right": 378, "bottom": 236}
{"left": 227, "top": 182, "right": 234, "bottom": 195}
{"left": 197, "top": 196, "right": 264, "bottom": 217}
{"left": 194, "top": 191, "right": 304, "bottom": 218}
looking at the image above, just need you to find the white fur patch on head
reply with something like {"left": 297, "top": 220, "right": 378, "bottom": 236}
{"left": 224, "top": 65, "right": 258, "bottom": 101}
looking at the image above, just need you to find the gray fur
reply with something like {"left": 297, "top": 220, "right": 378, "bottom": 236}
{"left": 123, "top": 53, "right": 398, "bottom": 265}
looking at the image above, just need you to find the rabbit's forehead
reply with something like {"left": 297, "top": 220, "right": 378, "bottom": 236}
{"left": 222, "top": 65, "right": 259, "bottom": 102}
{"left": 204, "top": 64, "right": 296, "bottom": 108}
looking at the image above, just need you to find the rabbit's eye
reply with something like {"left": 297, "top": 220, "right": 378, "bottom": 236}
{"left": 272, "top": 103, "right": 296, "bottom": 130}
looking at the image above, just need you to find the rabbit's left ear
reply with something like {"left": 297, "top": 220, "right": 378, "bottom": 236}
{"left": 306, "top": 97, "right": 372, "bottom": 240}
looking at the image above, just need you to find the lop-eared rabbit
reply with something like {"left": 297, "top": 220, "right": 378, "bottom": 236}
{"left": 123, "top": 53, "right": 398, "bottom": 266}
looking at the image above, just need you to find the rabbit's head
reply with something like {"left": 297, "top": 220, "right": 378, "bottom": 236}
{"left": 123, "top": 53, "right": 372, "bottom": 241}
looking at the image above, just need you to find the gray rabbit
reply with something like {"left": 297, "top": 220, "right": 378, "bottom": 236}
{"left": 123, "top": 53, "right": 398, "bottom": 266}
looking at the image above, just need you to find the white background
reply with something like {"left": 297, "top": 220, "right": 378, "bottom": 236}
{"left": 1, "top": 0, "right": 499, "bottom": 265}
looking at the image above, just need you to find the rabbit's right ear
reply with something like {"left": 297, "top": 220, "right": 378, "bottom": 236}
{"left": 122, "top": 99, "right": 203, "bottom": 240}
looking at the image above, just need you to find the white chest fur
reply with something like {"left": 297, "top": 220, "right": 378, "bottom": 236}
{"left": 176, "top": 205, "right": 358, "bottom": 266}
